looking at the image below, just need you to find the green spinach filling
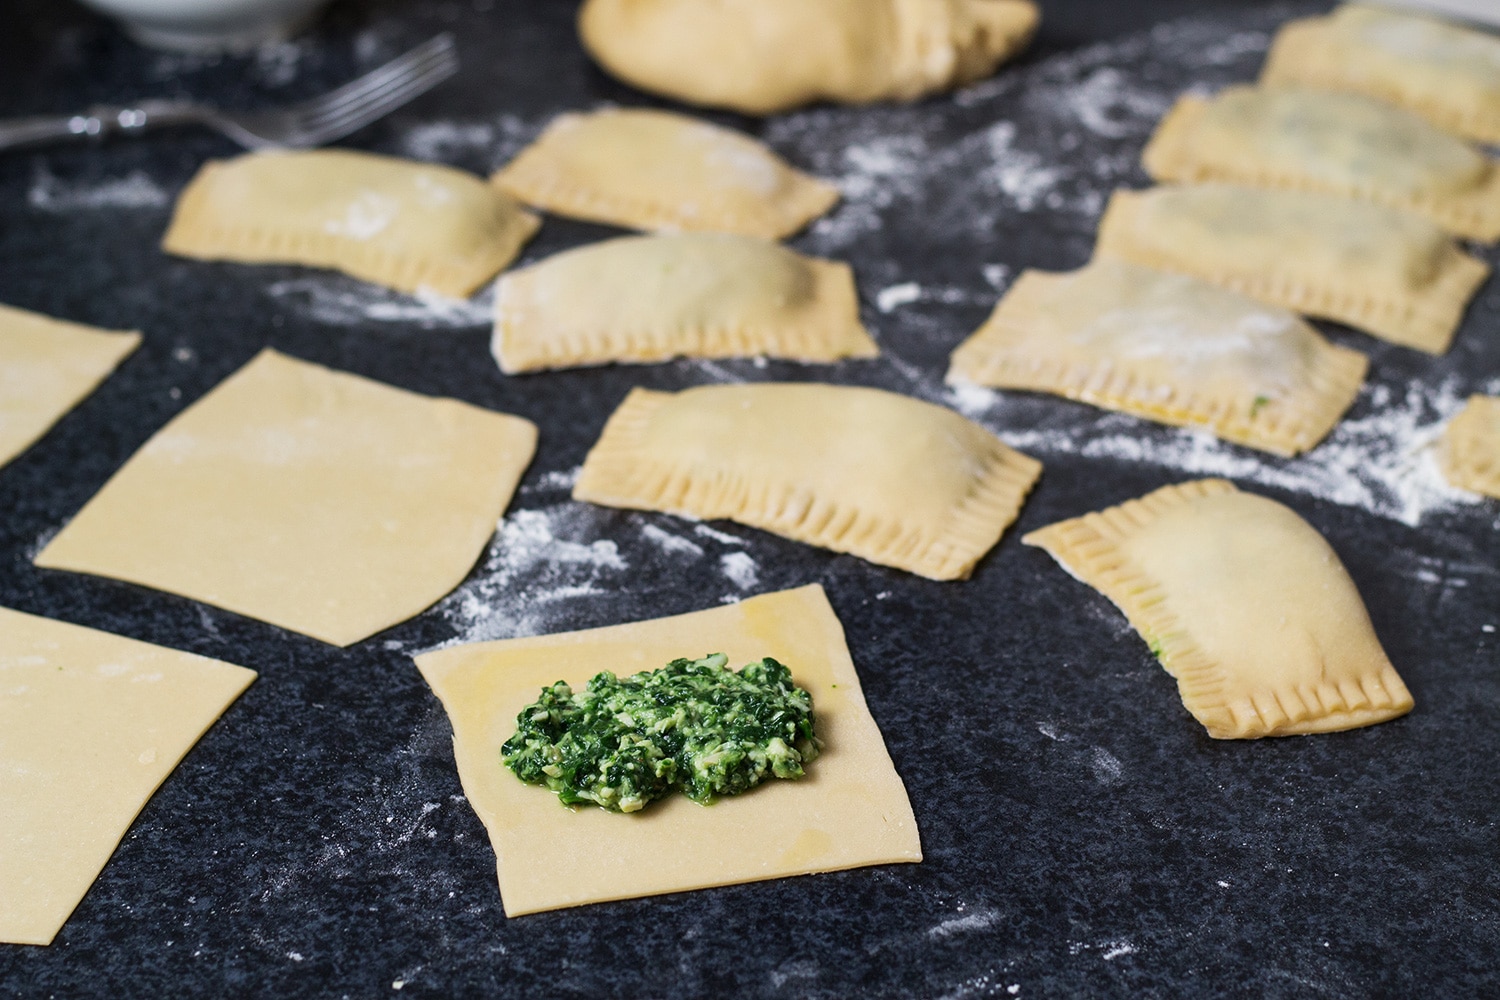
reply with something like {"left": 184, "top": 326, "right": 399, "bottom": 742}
{"left": 501, "top": 653, "right": 820, "bottom": 813}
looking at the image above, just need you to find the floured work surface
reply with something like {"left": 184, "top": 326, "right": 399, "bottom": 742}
{"left": 35, "top": 349, "right": 538, "bottom": 646}
{"left": 0, "top": 606, "right": 255, "bottom": 946}
{"left": 414, "top": 585, "right": 920, "bottom": 916}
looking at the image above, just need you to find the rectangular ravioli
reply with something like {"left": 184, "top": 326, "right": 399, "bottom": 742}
{"left": 1023, "top": 480, "right": 1414, "bottom": 739}
{"left": 573, "top": 383, "right": 1041, "bottom": 580}
{"left": 163, "top": 149, "right": 540, "bottom": 297}
{"left": 1094, "top": 184, "right": 1490, "bottom": 354}
{"left": 412, "top": 584, "right": 921, "bottom": 916}
{"left": 1143, "top": 85, "right": 1500, "bottom": 242}
{"left": 1441, "top": 394, "right": 1500, "bottom": 499}
{"left": 492, "top": 233, "right": 876, "bottom": 372}
{"left": 946, "top": 259, "right": 1368, "bottom": 456}
{"left": 1261, "top": 4, "right": 1500, "bottom": 146}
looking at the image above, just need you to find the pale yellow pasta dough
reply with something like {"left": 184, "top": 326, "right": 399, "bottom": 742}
{"left": 1094, "top": 184, "right": 1490, "bottom": 354}
{"left": 0, "top": 605, "right": 255, "bottom": 945}
{"left": 0, "top": 303, "right": 140, "bottom": 472}
{"left": 34, "top": 349, "right": 537, "bottom": 647}
{"left": 1143, "top": 85, "right": 1500, "bottom": 242}
{"left": 492, "top": 233, "right": 877, "bottom": 373}
{"left": 577, "top": 0, "right": 1039, "bottom": 115}
{"left": 573, "top": 382, "right": 1041, "bottom": 580}
{"left": 1441, "top": 394, "right": 1500, "bottom": 499}
{"left": 1262, "top": 4, "right": 1500, "bottom": 146}
{"left": 163, "top": 149, "right": 540, "bottom": 297}
{"left": 946, "top": 259, "right": 1368, "bottom": 456}
{"left": 412, "top": 584, "right": 921, "bottom": 916}
{"left": 491, "top": 108, "right": 839, "bottom": 239}
{"left": 1023, "top": 479, "right": 1414, "bottom": 740}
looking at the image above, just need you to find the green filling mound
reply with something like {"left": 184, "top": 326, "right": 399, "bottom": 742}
{"left": 501, "top": 653, "right": 820, "bottom": 813}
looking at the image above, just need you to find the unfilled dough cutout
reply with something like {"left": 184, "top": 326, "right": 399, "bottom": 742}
{"left": 491, "top": 233, "right": 877, "bottom": 373}
{"left": 1144, "top": 85, "right": 1500, "bottom": 242}
{"left": 1262, "top": 4, "right": 1500, "bottom": 146}
{"left": 1442, "top": 395, "right": 1500, "bottom": 499}
{"left": 573, "top": 383, "right": 1041, "bottom": 580}
{"left": 491, "top": 108, "right": 839, "bottom": 239}
{"left": 0, "top": 303, "right": 140, "bottom": 472}
{"left": 413, "top": 584, "right": 921, "bottom": 916}
{"left": 1023, "top": 480, "right": 1414, "bottom": 739}
{"left": 1094, "top": 184, "right": 1489, "bottom": 354}
{"left": 946, "top": 259, "right": 1368, "bottom": 456}
{"left": 163, "top": 149, "right": 540, "bottom": 297}
{"left": 578, "top": 0, "right": 1039, "bottom": 115}
{"left": 34, "top": 349, "right": 538, "bottom": 647}
{"left": 0, "top": 605, "right": 255, "bottom": 945}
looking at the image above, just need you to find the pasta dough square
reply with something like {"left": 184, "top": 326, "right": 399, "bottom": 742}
{"left": 573, "top": 383, "right": 1042, "bottom": 580}
{"left": 0, "top": 605, "right": 256, "bottom": 946}
{"left": 1261, "top": 4, "right": 1500, "bottom": 146}
{"left": 946, "top": 259, "right": 1368, "bottom": 456}
{"left": 412, "top": 584, "right": 921, "bottom": 916}
{"left": 163, "top": 149, "right": 540, "bottom": 297}
{"left": 1023, "top": 480, "right": 1414, "bottom": 740}
{"left": 34, "top": 350, "right": 538, "bottom": 647}
{"left": 0, "top": 303, "right": 140, "bottom": 471}
{"left": 1094, "top": 184, "right": 1490, "bottom": 354}
{"left": 1441, "top": 394, "right": 1500, "bottom": 499}
{"left": 492, "top": 233, "right": 877, "bottom": 373}
{"left": 1143, "top": 85, "right": 1500, "bottom": 242}
{"left": 491, "top": 108, "right": 840, "bottom": 239}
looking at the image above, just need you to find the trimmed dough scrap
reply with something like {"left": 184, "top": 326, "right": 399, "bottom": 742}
{"left": 1023, "top": 479, "right": 1414, "bottom": 740}
{"left": 0, "top": 303, "right": 140, "bottom": 472}
{"left": 34, "top": 349, "right": 538, "bottom": 647}
{"left": 1441, "top": 394, "right": 1500, "bottom": 499}
{"left": 573, "top": 382, "right": 1042, "bottom": 580}
{"left": 1094, "top": 184, "right": 1490, "bottom": 354}
{"left": 491, "top": 232, "right": 877, "bottom": 373}
{"left": 1143, "top": 85, "right": 1500, "bottom": 242}
{"left": 0, "top": 605, "right": 255, "bottom": 946}
{"left": 163, "top": 149, "right": 540, "bottom": 297}
{"left": 946, "top": 259, "right": 1369, "bottom": 457}
{"left": 491, "top": 108, "right": 839, "bottom": 239}
{"left": 1261, "top": 3, "right": 1500, "bottom": 146}
{"left": 577, "top": 0, "right": 1040, "bottom": 115}
{"left": 412, "top": 584, "right": 921, "bottom": 917}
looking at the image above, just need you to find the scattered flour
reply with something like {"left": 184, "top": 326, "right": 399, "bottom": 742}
{"left": 640, "top": 523, "right": 706, "bottom": 559}
{"left": 27, "top": 166, "right": 170, "bottom": 211}
{"left": 395, "top": 115, "right": 541, "bottom": 171}
{"left": 719, "top": 552, "right": 760, "bottom": 590}
{"left": 263, "top": 277, "right": 493, "bottom": 329}
{"left": 928, "top": 908, "right": 1002, "bottom": 941}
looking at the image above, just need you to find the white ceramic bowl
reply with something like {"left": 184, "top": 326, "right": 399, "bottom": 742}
{"left": 75, "top": 0, "right": 330, "bottom": 51}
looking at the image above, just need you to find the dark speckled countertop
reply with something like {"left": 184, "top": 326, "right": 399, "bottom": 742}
{"left": 2, "top": 1, "right": 1498, "bottom": 997}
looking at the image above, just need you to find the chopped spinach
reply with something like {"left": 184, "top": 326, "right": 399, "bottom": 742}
{"left": 501, "top": 653, "right": 820, "bottom": 813}
{"left": 1250, "top": 394, "right": 1272, "bottom": 418}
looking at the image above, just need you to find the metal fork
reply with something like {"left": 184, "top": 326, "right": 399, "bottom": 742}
{"left": 0, "top": 33, "right": 459, "bottom": 153}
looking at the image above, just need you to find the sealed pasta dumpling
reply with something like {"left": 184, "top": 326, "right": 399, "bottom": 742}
{"left": 1262, "top": 4, "right": 1500, "bottom": 145}
{"left": 492, "top": 233, "right": 877, "bottom": 373}
{"left": 578, "top": 0, "right": 1039, "bottom": 115}
{"left": 492, "top": 108, "right": 838, "bottom": 239}
{"left": 1143, "top": 85, "right": 1500, "bottom": 242}
{"left": 1441, "top": 395, "right": 1500, "bottom": 500}
{"left": 574, "top": 383, "right": 1042, "bottom": 580}
{"left": 163, "top": 149, "right": 540, "bottom": 297}
{"left": 946, "top": 259, "right": 1368, "bottom": 456}
{"left": 1094, "top": 184, "right": 1490, "bottom": 354}
{"left": 1024, "top": 479, "right": 1414, "bottom": 739}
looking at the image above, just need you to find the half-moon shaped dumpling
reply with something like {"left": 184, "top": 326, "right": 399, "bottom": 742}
{"left": 162, "top": 149, "right": 540, "bottom": 297}
{"left": 1144, "top": 85, "right": 1500, "bottom": 242}
{"left": 1023, "top": 479, "right": 1414, "bottom": 739}
{"left": 1441, "top": 395, "right": 1500, "bottom": 500}
{"left": 491, "top": 108, "right": 839, "bottom": 238}
{"left": 574, "top": 383, "right": 1042, "bottom": 580}
{"left": 1261, "top": 4, "right": 1500, "bottom": 146}
{"left": 1094, "top": 184, "right": 1490, "bottom": 354}
{"left": 946, "top": 259, "right": 1368, "bottom": 456}
{"left": 492, "top": 233, "right": 877, "bottom": 373}
{"left": 577, "top": 0, "right": 1040, "bottom": 115}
